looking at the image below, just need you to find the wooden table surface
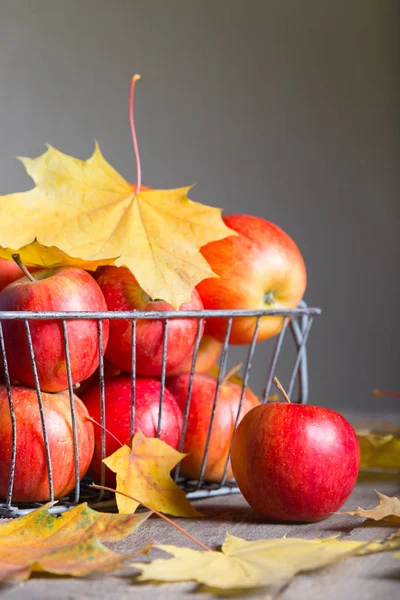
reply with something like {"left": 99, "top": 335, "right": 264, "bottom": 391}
{"left": 2, "top": 478, "right": 399, "bottom": 599}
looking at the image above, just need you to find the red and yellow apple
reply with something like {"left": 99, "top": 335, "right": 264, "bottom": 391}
{"left": 0, "top": 385, "right": 94, "bottom": 502}
{"left": 231, "top": 402, "right": 360, "bottom": 522}
{"left": 82, "top": 375, "right": 183, "bottom": 485}
{"left": 97, "top": 266, "right": 204, "bottom": 377}
{"left": 0, "top": 267, "right": 110, "bottom": 392}
{"left": 166, "top": 372, "right": 260, "bottom": 482}
{"left": 197, "top": 214, "right": 307, "bottom": 344}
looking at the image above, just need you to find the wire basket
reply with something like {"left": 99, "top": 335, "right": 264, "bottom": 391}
{"left": 0, "top": 302, "right": 320, "bottom": 517}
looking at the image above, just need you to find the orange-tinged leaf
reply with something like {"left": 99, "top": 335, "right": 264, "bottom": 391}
{"left": 103, "top": 431, "right": 202, "bottom": 517}
{"left": 0, "top": 501, "right": 151, "bottom": 581}
{"left": 0, "top": 145, "right": 235, "bottom": 307}
{"left": 341, "top": 491, "right": 400, "bottom": 525}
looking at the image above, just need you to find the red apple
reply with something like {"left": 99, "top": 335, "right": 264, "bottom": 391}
{"left": 0, "top": 267, "right": 110, "bottom": 392}
{"left": 0, "top": 385, "right": 94, "bottom": 502}
{"left": 166, "top": 372, "right": 260, "bottom": 482}
{"left": 168, "top": 335, "right": 223, "bottom": 376}
{"left": 231, "top": 401, "right": 360, "bottom": 522}
{"left": 97, "top": 266, "right": 204, "bottom": 377}
{"left": 81, "top": 375, "right": 183, "bottom": 485}
{"left": 197, "top": 214, "right": 307, "bottom": 344}
{"left": 0, "top": 258, "right": 38, "bottom": 292}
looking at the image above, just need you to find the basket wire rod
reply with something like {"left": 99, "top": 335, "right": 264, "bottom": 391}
{"left": 0, "top": 322, "right": 17, "bottom": 507}
{"left": 97, "top": 320, "right": 106, "bottom": 501}
{"left": 0, "top": 307, "right": 321, "bottom": 320}
{"left": 24, "top": 319, "right": 54, "bottom": 501}
{"left": 262, "top": 316, "right": 290, "bottom": 403}
{"left": 157, "top": 318, "right": 169, "bottom": 438}
{"left": 61, "top": 320, "right": 81, "bottom": 504}
{"left": 287, "top": 316, "right": 315, "bottom": 401}
{"left": 173, "top": 317, "right": 204, "bottom": 482}
{"left": 195, "top": 317, "right": 233, "bottom": 490}
{"left": 220, "top": 315, "right": 261, "bottom": 486}
{"left": 129, "top": 318, "right": 137, "bottom": 443}
{"left": 289, "top": 318, "right": 308, "bottom": 404}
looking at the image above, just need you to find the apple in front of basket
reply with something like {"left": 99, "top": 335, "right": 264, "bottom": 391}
{"left": 230, "top": 378, "right": 360, "bottom": 522}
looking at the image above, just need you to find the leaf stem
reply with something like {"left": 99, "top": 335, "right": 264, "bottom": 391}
{"left": 372, "top": 389, "right": 400, "bottom": 399}
{"left": 12, "top": 254, "right": 35, "bottom": 282}
{"left": 222, "top": 362, "right": 243, "bottom": 385}
{"left": 86, "top": 416, "right": 124, "bottom": 447}
{"left": 129, "top": 74, "right": 142, "bottom": 194}
{"left": 272, "top": 376, "right": 291, "bottom": 403}
{"left": 89, "top": 483, "right": 212, "bottom": 553}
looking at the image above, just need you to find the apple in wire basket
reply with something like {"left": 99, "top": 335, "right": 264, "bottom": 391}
{"left": 82, "top": 375, "right": 183, "bottom": 486}
{"left": 0, "top": 385, "right": 94, "bottom": 502}
{"left": 0, "top": 264, "right": 109, "bottom": 392}
{"left": 166, "top": 370, "right": 260, "bottom": 482}
{"left": 196, "top": 214, "right": 307, "bottom": 345}
{"left": 96, "top": 266, "right": 204, "bottom": 377}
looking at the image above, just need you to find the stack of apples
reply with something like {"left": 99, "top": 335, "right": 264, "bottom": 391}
{"left": 0, "top": 213, "right": 305, "bottom": 499}
{"left": 0, "top": 212, "right": 359, "bottom": 522}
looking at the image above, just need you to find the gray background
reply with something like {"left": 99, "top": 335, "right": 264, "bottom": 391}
{"left": 0, "top": 0, "right": 399, "bottom": 415}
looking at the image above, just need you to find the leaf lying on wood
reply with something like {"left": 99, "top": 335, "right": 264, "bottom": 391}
{"left": 0, "top": 145, "right": 234, "bottom": 307}
{"left": 340, "top": 491, "right": 400, "bottom": 525}
{"left": 356, "top": 429, "right": 400, "bottom": 470}
{"left": 0, "top": 501, "right": 151, "bottom": 581}
{"left": 103, "top": 431, "right": 201, "bottom": 517}
{"left": 132, "top": 533, "right": 368, "bottom": 593}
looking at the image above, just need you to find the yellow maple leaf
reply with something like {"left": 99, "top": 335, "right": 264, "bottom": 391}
{"left": 0, "top": 145, "right": 234, "bottom": 308}
{"left": 341, "top": 491, "right": 400, "bottom": 525}
{"left": 103, "top": 431, "right": 201, "bottom": 517}
{"left": 0, "top": 502, "right": 151, "bottom": 581}
{"left": 132, "top": 533, "right": 367, "bottom": 592}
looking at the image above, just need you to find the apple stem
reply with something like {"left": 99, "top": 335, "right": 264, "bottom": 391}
{"left": 372, "top": 389, "right": 400, "bottom": 399}
{"left": 272, "top": 376, "right": 291, "bottom": 403}
{"left": 129, "top": 74, "right": 142, "bottom": 194}
{"left": 89, "top": 483, "right": 212, "bottom": 552}
{"left": 222, "top": 362, "right": 243, "bottom": 385}
{"left": 11, "top": 253, "right": 35, "bottom": 282}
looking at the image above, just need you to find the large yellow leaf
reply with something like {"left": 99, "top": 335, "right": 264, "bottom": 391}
{"left": 341, "top": 491, "right": 400, "bottom": 525}
{"left": 0, "top": 501, "right": 151, "bottom": 581}
{"left": 132, "top": 533, "right": 367, "bottom": 593}
{"left": 103, "top": 431, "right": 201, "bottom": 517}
{"left": 0, "top": 145, "right": 234, "bottom": 307}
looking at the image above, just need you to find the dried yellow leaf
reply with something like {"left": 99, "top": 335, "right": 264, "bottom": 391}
{"left": 103, "top": 431, "right": 201, "bottom": 517}
{"left": 0, "top": 145, "right": 235, "bottom": 307}
{"left": 132, "top": 533, "right": 367, "bottom": 593}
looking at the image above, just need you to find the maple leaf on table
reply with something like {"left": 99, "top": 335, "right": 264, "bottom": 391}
{"left": 103, "top": 431, "right": 201, "bottom": 517}
{"left": 341, "top": 491, "right": 400, "bottom": 525}
{"left": 0, "top": 502, "right": 151, "bottom": 581}
{"left": 355, "top": 429, "right": 400, "bottom": 471}
{"left": 131, "top": 533, "right": 368, "bottom": 593}
{"left": 0, "top": 145, "right": 235, "bottom": 308}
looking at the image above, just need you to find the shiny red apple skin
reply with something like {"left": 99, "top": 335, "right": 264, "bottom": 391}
{"left": 0, "top": 259, "right": 39, "bottom": 291}
{"left": 0, "top": 267, "right": 109, "bottom": 392}
{"left": 0, "top": 385, "right": 94, "bottom": 502}
{"left": 166, "top": 372, "right": 260, "bottom": 482}
{"left": 74, "top": 359, "right": 123, "bottom": 399}
{"left": 197, "top": 214, "right": 307, "bottom": 344}
{"left": 231, "top": 403, "right": 360, "bottom": 522}
{"left": 82, "top": 375, "right": 183, "bottom": 486}
{"left": 97, "top": 266, "right": 204, "bottom": 377}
